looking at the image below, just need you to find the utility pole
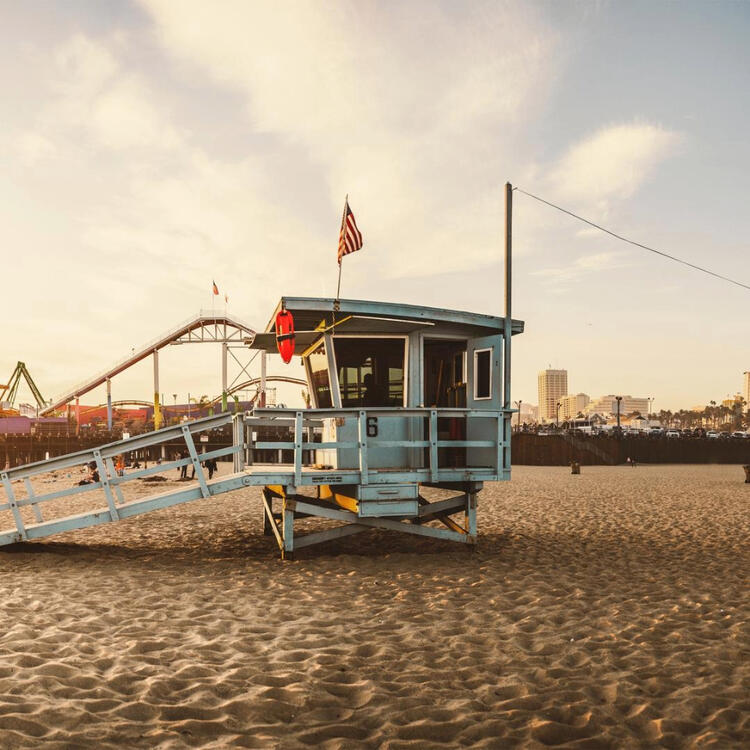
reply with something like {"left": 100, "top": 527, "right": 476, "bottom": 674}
{"left": 503, "top": 183, "right": 512, "bottom": 470}
{"left": 514, "top": 399, "right": 522, "bottom": 430}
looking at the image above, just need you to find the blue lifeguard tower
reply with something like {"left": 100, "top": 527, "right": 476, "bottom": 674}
{"left": 240, "top": 296, "right": 523, "bottom": 556}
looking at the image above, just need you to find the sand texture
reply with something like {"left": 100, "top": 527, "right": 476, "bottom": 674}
{"left": 0, "top": 464, "right": 748, "bottom": 748}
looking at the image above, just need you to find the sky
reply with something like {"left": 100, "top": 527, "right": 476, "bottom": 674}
{"left": 1, "top": 0, "right": 749, "bottom": 412}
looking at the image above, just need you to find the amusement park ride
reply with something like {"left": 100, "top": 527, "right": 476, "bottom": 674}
{"left": 0, "top": 362, "right": 46, "bottom": 416}
{"left": 0, "top": 185, "right": 522, "bottom": 557}
{"left": 39, "top": 310, "right": 260, "bottom": 431}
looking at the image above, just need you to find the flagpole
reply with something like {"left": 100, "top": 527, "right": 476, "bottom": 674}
{"left": 335, "top": 194, "right": 348, "bottom": 303}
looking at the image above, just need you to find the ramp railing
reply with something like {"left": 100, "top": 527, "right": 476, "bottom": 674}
{"left": 0, "top": 413, "right": 241, "bottom": 545}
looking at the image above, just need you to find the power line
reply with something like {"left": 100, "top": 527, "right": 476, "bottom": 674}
{"left": 514, "top": 187, "right": 750, "bottom": 293}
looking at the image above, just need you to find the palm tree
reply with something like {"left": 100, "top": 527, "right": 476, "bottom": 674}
{"left": 734, "top": 398, "right": 746, "bottom": 429}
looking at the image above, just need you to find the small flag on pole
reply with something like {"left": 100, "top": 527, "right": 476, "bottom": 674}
{"left": 212, "top": 280, "right": 219, "bottom": 295}
{"left": 337, "top": 199, "right": 363, "bottom": 263}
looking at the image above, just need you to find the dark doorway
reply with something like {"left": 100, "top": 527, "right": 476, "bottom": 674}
{"left": 424, "top": 339, "right": 467, "bottom": 468}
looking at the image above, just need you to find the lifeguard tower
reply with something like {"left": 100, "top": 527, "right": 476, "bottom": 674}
{"left": 239, "top": 296, "right": 523, "bottom": 556}
{"left": 0, "top": 185, "right": 521, "bottom": 557}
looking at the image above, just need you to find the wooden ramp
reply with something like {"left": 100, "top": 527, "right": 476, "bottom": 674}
{"left": 0, "top": 413, "right": 242, "bottom": 546}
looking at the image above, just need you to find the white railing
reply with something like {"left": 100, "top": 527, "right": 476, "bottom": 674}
{"left": 244, "top": 406, "right": 510, "bottom": 486}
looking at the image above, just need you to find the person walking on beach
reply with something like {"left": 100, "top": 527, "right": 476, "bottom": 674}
{"left": 206, "top": 457, "right": 218, "bottom": 480}
{"left": 179, "top": 450, "right": 189, "bottom": 479}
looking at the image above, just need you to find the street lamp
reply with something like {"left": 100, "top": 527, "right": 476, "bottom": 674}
{"left": 615, "top": 396, "right": 623, "bottom": 430}
{"left": 556, "top": 400, "right": 562, "bottom": 426}
{"left": 514, "top": 399, "right": 522, "bottom": 430}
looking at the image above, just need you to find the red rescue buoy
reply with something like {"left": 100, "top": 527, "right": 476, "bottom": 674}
{"left": 275, "top": 309, "right": 295, "bottom": 364}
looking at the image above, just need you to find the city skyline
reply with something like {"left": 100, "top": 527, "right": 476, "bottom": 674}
{"left": 1, "top": 2, "right": 749, "bottom": 411}
{"left": 525, "top": 365, "right": 748, "bottom": 421}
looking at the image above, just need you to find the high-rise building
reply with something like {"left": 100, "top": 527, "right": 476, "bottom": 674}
{"left": 538, "top": 369, "right": 568, "bottom": 423}
{"left": 559, "top": 393, "right": 590, "bottom": 420}
{"left": 721, "top": 394, "right": 743, "bottom": 408}
{"left": 584, "top": 395, "right": 649, "bottom": 417}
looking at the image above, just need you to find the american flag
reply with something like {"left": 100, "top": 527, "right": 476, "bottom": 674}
{"left": 337, "top": 199, "right": 363, "bottom": 263}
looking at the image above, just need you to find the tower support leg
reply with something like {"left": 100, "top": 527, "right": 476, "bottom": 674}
{"left": 282, "top": 492, "right": 295, "bottom": 559}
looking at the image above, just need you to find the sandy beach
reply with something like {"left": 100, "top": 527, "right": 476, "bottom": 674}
{"left": 0, "top": 464, "right": 747, "bottom": 748}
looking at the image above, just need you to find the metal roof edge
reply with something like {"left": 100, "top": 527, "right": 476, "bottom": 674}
{"left": 264, "top": 297, "right": 523, "bottom": 334}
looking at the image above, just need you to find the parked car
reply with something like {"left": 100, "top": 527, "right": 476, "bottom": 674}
{"left": 718, "top": 431, "right": 731, "bottom": 440}
{"left": 731, "top": 431, "right": 746, "bottom": 439}
{"left": 665, "top": 429, "right": 681, "bottom": 438}
{"left": 706, "top": 430, "right": 720, "bottom": 439}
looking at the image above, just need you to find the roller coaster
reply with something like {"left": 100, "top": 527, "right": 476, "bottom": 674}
{"left": 3, "top": 311, "right": 307, "bottom": 431}
{"left": 40, "top": 310, "right": 257, "bottom": 430}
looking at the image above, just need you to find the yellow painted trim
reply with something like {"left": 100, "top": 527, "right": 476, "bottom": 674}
{"left": 300, "top": 335, "right": 326, "bottom": 358}
{"left": 315, "top": 315, "right": 352, "bottom": 332}
{"left": 440, "top": 515, "right": 467, "bottom": 534}
{"left": 266, "top": 485, "right": 286, "bottom": 498}
{"left": 333, "top": 492, "right": 358, "bottom": 513}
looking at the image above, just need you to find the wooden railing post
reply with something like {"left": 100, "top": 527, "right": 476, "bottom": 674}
{"left": 294, "top": 412, "right": 303, "bottom": 486}
{"left": 429, "top": 410, "right": 438, "bottom": 482}
{"left": 358, "top": 411, "right": 369, "bottom": 485}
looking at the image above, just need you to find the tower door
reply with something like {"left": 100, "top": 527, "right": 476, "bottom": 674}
{"left": 466, "top": 334, "right": 502, "bottom": 469}
{"left": 423, "top": 340, "right": 467, "bottom": 468}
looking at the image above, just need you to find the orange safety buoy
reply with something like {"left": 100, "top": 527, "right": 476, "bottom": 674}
{"left": 275, "top": 309, "right": 295, "bottom": 364}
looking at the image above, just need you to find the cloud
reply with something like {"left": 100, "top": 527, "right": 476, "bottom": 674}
{"left": 532, "top": 250, "right": 629, "bottom": 284}
{"left": 37, "top": 33, "right": 184, "bottom": 152}
{"left": 136, "top": 0, "right": 560, "bottom": 275}
{"left": 546, "top": 122, "right": 683, "bottom": 213}
{"left": 16, "top": 132, "right": 56, "bottom": 163}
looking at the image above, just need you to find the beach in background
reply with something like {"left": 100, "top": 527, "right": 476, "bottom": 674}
{"left": 0, "top": 464, "right": 747, "bottom": 748}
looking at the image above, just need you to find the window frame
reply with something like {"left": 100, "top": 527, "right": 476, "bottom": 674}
{"left": 473, "top": 347, "right": 493, "bottom": 401}
{"left": 303, "top": 336, "right": 335, "bottom": 409}
{"left": 330, "top": 334, "right": 409, "bottom": 408}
